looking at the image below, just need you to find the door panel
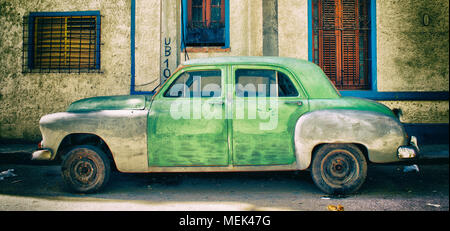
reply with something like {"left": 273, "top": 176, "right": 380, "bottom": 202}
{"left": 231, "top": 66, "right": 309, "bottom": 166}
{"left": 148, "top": 67, "right": 228, "bottom": 167}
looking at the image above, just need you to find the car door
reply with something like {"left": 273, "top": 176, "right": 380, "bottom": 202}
{"left": 147, "top": 66, "right": 229, "bottom": 167}
{"left": 231, "top": 65, "right": 309, "bottom": 166}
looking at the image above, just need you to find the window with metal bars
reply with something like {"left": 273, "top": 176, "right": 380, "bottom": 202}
{"left": 185, "top": 0, "right": 226, "bottom": 46}
{"left": 22, "top": 12, "right": 101, "bottom": 73}
{"left": 311, "top": 0, "right": 370, "bottom": 90}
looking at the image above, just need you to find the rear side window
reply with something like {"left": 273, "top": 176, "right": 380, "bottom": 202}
{"left": 235, "top": 69, "right": 276, "bottom": 97}
{"left": 235, "top": 69, "right": 298, "bottom": 97}
{"left": 277, "top": 72, "right": 298, "bottom": 97}
{"left": 164, "top": 70, "right": 222, "bottom": 98}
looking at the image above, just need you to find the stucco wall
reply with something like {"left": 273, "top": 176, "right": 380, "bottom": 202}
{"left": 376, "top": 0, "right": 449, "bottom": 125}
{"left": 134, "top": 0, "right": 161, "bottom": 92}
{"left": 180, "top": 0, "right": 263, "bottom": 59}
{"left": 278, "top": 0, "right": 308, "bottom": 60}
{"left": 380, "top": 101, "right": 449, "bottom": 124}
{"left": 0, "top": 0, "right": 448, "bottom": 141}
{"left": 0, "top": 0, "right": 131, "bottom": 140}
{"left": 377, "top": 0, "right": 449, "bottom": 92}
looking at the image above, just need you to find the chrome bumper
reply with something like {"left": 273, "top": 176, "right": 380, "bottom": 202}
{"left": 31, "top": 149, "right": 53, "bottom": 160}
{"left": 397, "top": 136, "right": 419, "bottom": 159}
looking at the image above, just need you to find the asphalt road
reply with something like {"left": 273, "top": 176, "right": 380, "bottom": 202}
{"left": 0, "top": 155, "right": 448, "bottom": 211}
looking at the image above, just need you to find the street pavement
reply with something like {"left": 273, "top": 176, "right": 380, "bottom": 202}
{"left": 0, "top": 141, "right": 448, "bottom": 211}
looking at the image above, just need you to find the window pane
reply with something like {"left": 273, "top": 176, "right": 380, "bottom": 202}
{"left": 186, "top": 0, "right": 226, "bottom": 46}
{"left": 191, "top": 0, "right": 203, "bottom": 28}
{"left": 211, "top": 0, "right": 221, "bottom": 5}
{"left": 210, "top": 0, "right": 222, "bottom": 26}
{"left": 278, "top": 72, "right": 298, "bottom": 97}
{"left": 164, "top": 70, "right": 222, "bottom": 98}
{"left": 235, "top": 69, "right": 276, "bottom": 97}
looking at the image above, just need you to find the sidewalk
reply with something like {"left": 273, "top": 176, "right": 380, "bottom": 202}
{"left": 0, "top": 141, "right": 448, "bottom": 161}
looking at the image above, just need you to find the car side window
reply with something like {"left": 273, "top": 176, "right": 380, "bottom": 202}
{"left": 235, "top": 69, "right": 276, "bottom": 97}
{"left": 278, "top": 71, "right": 298, "bottom": 97}
{"left": 164, "top": 70, "right": 222, "bottom": 98}
{"left": 235, "top": 69, "right": 298, "bottom": 97}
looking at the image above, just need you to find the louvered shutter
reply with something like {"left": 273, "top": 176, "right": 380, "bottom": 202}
{"left": 34, "top": 16, "right": 97, "bottom": 69}
{"left": 319, "top": 0, "right": 339, "bottom": 85}
{"left": 341, "top": 0, "right": 360, "bottom": 89}
{"left": 312, "top": 0, "right": 369, "bottom": 90}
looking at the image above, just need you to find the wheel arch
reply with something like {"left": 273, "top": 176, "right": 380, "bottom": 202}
{"left": 56, "top": 133, "right": 117, "bottom": 170}
{"left": 294, "top": 109, "right": 406, "bottom": 170}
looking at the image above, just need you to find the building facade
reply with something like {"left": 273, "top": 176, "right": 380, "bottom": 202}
{"left": 0, "top": 0, "right": 448, "bottom": 142}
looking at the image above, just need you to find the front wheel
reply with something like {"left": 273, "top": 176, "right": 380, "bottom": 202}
{"left": 61, "top": 145, "right": 111, "bottom": 193}
{"left": 311, "top": 144, "right": 367, "bottom": 195}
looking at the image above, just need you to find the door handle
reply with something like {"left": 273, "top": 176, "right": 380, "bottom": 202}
{"left": 284, "top": 101, "right": 303, "bottom": 106}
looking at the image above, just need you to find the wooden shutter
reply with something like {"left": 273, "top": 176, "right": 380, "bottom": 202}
{"left": 312, "top": 0, "right": 369, "bottom": 90}
{"left": 34, "top": 16, "right": 97, "bottom": 69}
{"left": 341, "top": 0, "right": 360, "bottom": 88}
{"left": 319, "top": 0, "right": 339, "bottom": 85}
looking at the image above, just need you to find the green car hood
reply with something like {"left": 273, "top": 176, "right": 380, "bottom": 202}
{"left": 67, "top": 95, "right": 148, "bottom": 112}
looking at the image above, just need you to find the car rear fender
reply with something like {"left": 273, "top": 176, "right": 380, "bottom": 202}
{"left": 293, "top": 109, "right": 407, "bottom": 170}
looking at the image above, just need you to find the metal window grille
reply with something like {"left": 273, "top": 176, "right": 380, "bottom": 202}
{"left": 22, "top": 14, "right": 102, "bottom": 73}
{"left": 311, "top": 0, "right": 370, "bottom": 90}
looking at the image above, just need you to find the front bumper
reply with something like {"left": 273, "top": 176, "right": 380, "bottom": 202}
{"left": 397, "top": 136, "right": 419, "bottom": 159}
{"left": 31, "top": 149, "right": 53, "bottom": 161}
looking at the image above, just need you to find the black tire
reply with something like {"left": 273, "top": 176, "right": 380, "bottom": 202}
{"left": 61, "top": 145, "right": 111, "bottom": 193}
{"left": 311, "top": 144, "right": 367, "bottom": 195}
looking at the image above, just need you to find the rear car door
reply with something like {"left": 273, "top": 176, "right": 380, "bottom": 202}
{"left": 231, "top": 65, "right": 309, "bottom": 165}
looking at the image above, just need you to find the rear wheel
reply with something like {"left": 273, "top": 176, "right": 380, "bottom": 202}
{"left": 311, "top": 144, "right": 367, "bottom": 195}
{"left": 61, "top": 145, "right": 111, "bottom": 193}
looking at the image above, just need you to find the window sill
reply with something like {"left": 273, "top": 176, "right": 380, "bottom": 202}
{"left": 183, "top": 46, "right": 231, "bottom": 53}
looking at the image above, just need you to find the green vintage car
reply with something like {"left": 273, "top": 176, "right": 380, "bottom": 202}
{"left": 32, "top": 56, "right": 419, "bottom": 194}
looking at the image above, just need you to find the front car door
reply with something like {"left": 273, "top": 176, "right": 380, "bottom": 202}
{"left": 147, "top": 66, "right": 228, "bottom": 167}
{"left": 231, "top": 65, "right": 309, "bottom": 166}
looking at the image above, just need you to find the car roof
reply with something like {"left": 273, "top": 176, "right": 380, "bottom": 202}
{"left": 183, "top": 56, "right": 310, "bottom": 67}
{"left": 182, "top": 56, "right": 340, "bottom": 99}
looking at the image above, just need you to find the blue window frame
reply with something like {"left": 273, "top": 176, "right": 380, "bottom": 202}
{"left": 23, "top": 11, "right": 101, "bottom": 73}
{"left": 181, "top": 0, "right": 230, "bottom": 49}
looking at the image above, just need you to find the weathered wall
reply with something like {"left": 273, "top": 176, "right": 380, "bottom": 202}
{"left": 0, "top": 0, "right": 448, "bottom": 141}
{"left": 380, "top": 101, "right": 449, "bottom": 124}
{"left": 376, "top": 0, "right": 449, "bottom": 124}
{"left": 0, "top": 0, "right": 131, "bottom": 140}
{"left": 178, "top": 0, "right": 309, "bottom": 60}
{"left": 262, "top": 0, "right": 279, "bottom": 56}
{"left": 377, "top": 0, "right": 449, "bottom": 92}
{"left": 278, "top": 0, "right": 308, "bottom": 60}
{"left": 180, "top": 0, "right": 263, "bottom": 59}
{"left": 134, "top": 0, "right": 161, "bottom": 92}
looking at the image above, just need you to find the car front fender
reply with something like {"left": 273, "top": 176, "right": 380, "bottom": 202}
{"left": 38, "top": 110, "right": 148, "bottom": 172}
